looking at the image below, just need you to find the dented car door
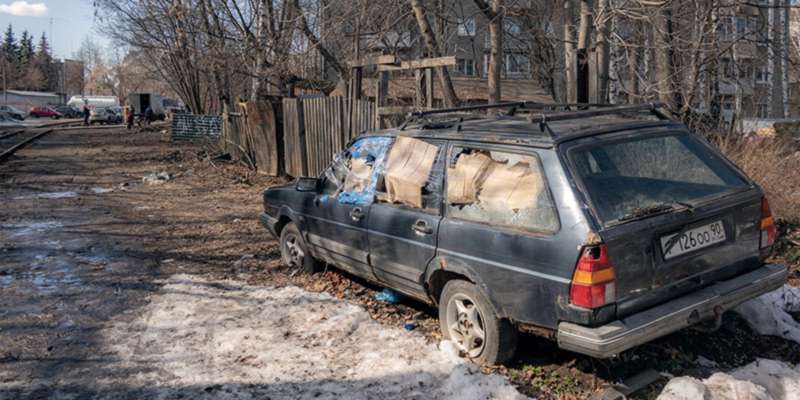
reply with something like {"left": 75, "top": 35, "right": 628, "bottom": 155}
{"left": 367, "top": 137, "right": 446, "bottom": 297}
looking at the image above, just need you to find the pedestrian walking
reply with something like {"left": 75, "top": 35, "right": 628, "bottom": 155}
{"left": 126, "top": 106, "right": 135, "bottom": 129}
{"left": 83, "top": 105, "right": 90, "bottom": 126}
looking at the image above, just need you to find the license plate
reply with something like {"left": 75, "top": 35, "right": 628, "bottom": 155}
{"left": 660, "top": 220, "right": 726, "bottom": 260}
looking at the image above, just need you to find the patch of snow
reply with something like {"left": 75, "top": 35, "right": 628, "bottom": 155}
{"left": 99, "top": 274, "right": 526, "bottom": 399}
{"left": 658, "top": 359, "right": 800, "bottom": 400}
{"left": 659, "top": 286, "right": 800, "bottom": 400}
{"left": 735, "top": 285, "right": 800, "bottom": 345}
{"left": 90, "top": 187, "right": 113, "bottom": 194}
{"left": 142, "top": 171, "right": 171, "bottom": 185}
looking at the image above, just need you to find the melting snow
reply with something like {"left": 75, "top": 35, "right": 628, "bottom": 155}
{"left": 13, "top": 191, "right": 79, "bottom": 199}
{"left": 98, "top": 274, "right": 526, "bottom": 399}
{"left": 658, "top": 285, "right": 800, "bottom": 400}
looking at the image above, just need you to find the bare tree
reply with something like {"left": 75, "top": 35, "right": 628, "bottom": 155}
{"left": 474, "top": 0, "right": 503, "bottom": 104}
{"left": 410, "top": 0, "right": 459, "bottom": 107}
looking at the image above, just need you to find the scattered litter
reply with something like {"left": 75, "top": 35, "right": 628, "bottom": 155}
{"left": 696, "top": 355, "right": 717, "bottom": 368}
{"left": 374, "top": 288, "right": 401, "bottom": 304}
{"left": 142, "top": 172, "right": 171, "bottom": 185}
{"left": 403, "top": 322, "right": 417, "bottom": 331}
{"left": 233, "top": 254, "right": 256, "bottom": 268}
{"left": 233, "top": 218, "right": 242, "bottom": 223}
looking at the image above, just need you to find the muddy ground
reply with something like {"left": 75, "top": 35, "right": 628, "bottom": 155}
{"left": 1, "top": 126, "right": 798, "bottom": 399}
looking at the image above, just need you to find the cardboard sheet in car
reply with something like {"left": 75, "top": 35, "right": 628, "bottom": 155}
{"left": 384, "top": 136, "right": 438, "bottom": 208}
{"left": 342, "top": 158, "right": 373, "bottom": 193}
{"left": 447, "top": 152, "right": 492, "bottom": 204}
{"left": 478, "top": 161, "right": 542, "bottom": 210}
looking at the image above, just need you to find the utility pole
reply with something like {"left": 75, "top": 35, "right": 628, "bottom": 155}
{"left": 2, "top": 58, "right": 7, "bottom": 106}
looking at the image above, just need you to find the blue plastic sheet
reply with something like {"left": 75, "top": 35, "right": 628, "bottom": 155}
{"left": 374, "top": 288, "right": 401, "bottom": 304}
{"left": 337, "top": 137, "right": 393, "bottom": 205}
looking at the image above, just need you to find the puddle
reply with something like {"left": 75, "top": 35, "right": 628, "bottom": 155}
{"left": 2, "top": 258, "right": 82, "bottom": 294}
{"left": 13, "top": 191, "right": 79, "bottom": 200}
{"left": 0, "top": 221, "right": 63, "bottom": 237}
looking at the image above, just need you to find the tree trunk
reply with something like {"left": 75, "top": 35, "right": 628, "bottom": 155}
{"left": 473, "top": 0, "right": 503, "bottom": 104}
{"left": 577, "top": 0, "right": 592, "bottom": 49}
{"left": 410, "top": 0, "right": 459, "bottom": 107}
{"left": 769, "top": 0, "right": 786, "bottom": 118}
{"left": 564, "top": 0, "right": 577, "bottom": 103}
{"left": 294, "top": 0, "right": 348, "bottom": 86}
{"left": 595, "top": 0, "right": 610, "bottom": 103}
{"left": 251, "top": 0, "right": 270, "bottom": 100}
{"left": 653, "top": 5, "right": 676, "bottom": 111}
{"left": 487, "top": 0, "right": 503, "bottom": 104}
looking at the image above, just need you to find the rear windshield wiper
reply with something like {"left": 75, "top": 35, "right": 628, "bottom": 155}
{"left": 610, "top": 201, "right": 694, "bottom": 225}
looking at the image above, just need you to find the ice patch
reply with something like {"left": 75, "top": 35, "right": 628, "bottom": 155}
{"left": 0, "top": 221, "right": 62, "bottom": 237}
{"left": 735, "top": 285, "right": 800, "bottom": 345}
{"left": 13, "top": 191, "right": 79, "bottom": 200}
{"left": 99, "top": 274, "right": 527, "bottom": 399}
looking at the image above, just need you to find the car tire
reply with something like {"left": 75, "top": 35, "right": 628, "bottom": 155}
{"left": 439, "top": 280, "right": 518, "bottom": 365}
{"left": 279, "top": 222, "right": 321, "bottom": 274}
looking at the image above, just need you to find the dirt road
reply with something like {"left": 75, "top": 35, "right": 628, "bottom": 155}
{"left": 0, "top": 127, "right": 523, "bottom": 399}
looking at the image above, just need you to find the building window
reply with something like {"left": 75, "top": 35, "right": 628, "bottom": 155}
{"left": 505, "top": 19, "right": 522, "bottom": 35}
{"left": 757, "top": 103, "right": 769, "bottom": 119}
{"left": 454, "top": 58, "right": 475, "bottom": 76}
{"left": 505, "top": 53, "right": 529, "bottom": 76}
{"left": 756, "top": 66, "right": 769, "bottom": 83}
{"left": 723, "top": 101, "right": 734, "bottom": 111}
{"left": 736, "top": 17, "right": 747, "bottom": 36}
{"left": 457, "top": 17, "right": 476, "bottom": 37}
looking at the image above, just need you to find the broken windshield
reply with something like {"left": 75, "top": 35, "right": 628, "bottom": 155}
{"left": 567, "top": 132, "right": 749, "bottom": 225}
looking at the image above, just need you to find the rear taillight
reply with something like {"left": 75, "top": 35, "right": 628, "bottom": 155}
{"left": 761, "top": 196, "right": 776, "bottom": 249}
{"left": 570, "top": 244, "right": 616, "bottom": 309}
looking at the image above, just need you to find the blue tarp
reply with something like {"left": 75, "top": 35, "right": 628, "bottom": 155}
{"left": 337, "top": 137, "right": 393, "bottom": 205}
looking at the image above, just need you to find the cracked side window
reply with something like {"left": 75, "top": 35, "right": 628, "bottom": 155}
{"left": 446, "top": 147, "right": 558, "bottom": 233}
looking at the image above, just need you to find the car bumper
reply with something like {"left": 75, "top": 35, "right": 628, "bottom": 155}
{"left": 556, "top": 263, "right": 787, "bottom": 358}
{"left": 259, "top": 212, "right": 279, "bottom": 238}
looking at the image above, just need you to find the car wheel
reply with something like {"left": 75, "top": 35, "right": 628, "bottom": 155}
{"left": 279, "top": 222, "right": 320, "bottom": 274}
{"left": 439, "top": 280, "right": 518, "bottom": 365}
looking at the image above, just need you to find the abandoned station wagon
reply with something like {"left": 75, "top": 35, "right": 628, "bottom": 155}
{"left": 260, "top": 103, "right": 786, "bottom": 364}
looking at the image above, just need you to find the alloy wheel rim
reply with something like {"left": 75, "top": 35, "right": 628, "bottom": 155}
{"left": 284, "top": 234, "right": 304, "bottom": 267}
{"left": 446, "top": 294, "right": 486, "bottom": 358}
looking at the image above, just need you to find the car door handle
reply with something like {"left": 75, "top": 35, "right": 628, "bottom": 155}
{"left": 412, "top": 219, "right": 433, "bottom": 235}
{"left": 350, "top": 207, "right": 365, "bottom": 221}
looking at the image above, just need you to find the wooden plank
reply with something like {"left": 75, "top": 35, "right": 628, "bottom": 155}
{"left": 348, "top": 54, "right": 398, "bottom": 68}
{"left": 425, "top": 68, "right": 434, "bottom": 109}
{"left": 377, "top": 106, "right": 431, "bottom": 116}
{"left": 376, "top": 56, "right": 456, "bottom": 71}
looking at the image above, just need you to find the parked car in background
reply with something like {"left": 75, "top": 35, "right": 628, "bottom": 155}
{"left": 89, "top": 107, "right": 123, "bottom": 125}
{"left": 53, "top": 105, "right": 83, "bottom": 119}
{"left": 259, "top": 103, "right": 786, "bottom": 365}
{"left": 0, "top": 105, "right": 26, "bottom": 120}
{"left": 29, "top": 106, "right": 63, "bottom": 119}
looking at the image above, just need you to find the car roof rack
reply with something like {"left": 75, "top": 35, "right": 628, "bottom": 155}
{"left": 526, "top": 103, "right": 669, "bottom": 135}
{"left": 399, "top": 102, "right": 670, "bottom": 137}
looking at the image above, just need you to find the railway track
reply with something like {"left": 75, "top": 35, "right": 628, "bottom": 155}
{"left": 0, "top": 128, "right": 55, "bottom": 163}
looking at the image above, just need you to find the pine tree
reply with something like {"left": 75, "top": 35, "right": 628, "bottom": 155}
{"left": 34, "top": 33, "right": 54, "bottom": 91}
{"left": 18, "top": 30, "right": 34, "bottom": 67}
{"left": 2, "top": 24, "right": 18, "bottom": 89}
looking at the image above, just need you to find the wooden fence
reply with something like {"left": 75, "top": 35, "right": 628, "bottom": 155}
{"left": 222, "top": 99, "right": 282, "bottom": 176}
{"left": 282, "top": 96, "right": 376, "bottom": 177}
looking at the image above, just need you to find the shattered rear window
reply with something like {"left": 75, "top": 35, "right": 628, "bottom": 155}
{"left": 446, "top": 148, "right": 559, "bottom": 233}
{"left": 567, "top": 132, "right": 749, "bottom": 224}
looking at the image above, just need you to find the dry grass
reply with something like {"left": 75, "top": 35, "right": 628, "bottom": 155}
{"left": 712, "top": 134, "right": 800, "bottom": 223}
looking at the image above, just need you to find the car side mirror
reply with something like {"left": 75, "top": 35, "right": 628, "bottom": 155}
{"left": 295, "top": 177, "right": 319, "bottom": 192}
